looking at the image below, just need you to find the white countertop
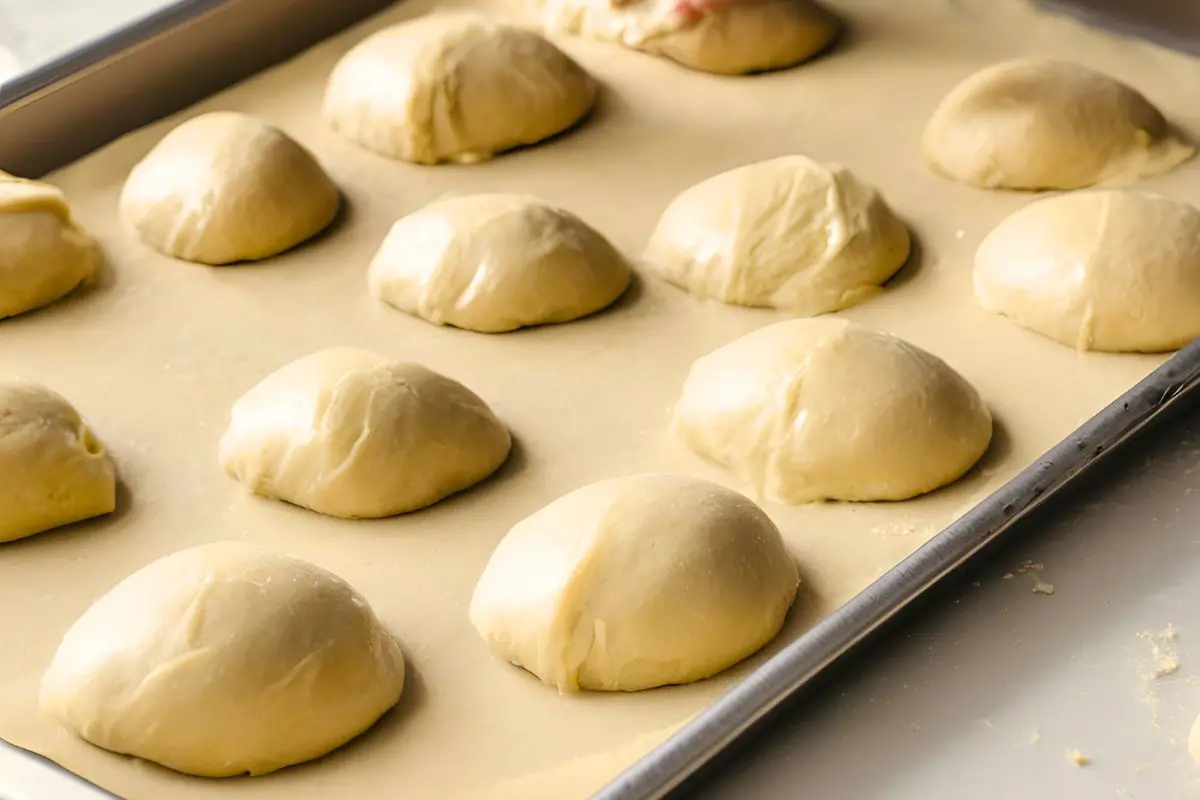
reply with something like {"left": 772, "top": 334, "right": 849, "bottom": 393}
{"left": 2, "top": 3, "right": 1199, "bottom": 799}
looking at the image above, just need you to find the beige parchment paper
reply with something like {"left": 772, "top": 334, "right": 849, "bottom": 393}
{"left": 0, "top": 0, "right": 1197, "bottom": 796}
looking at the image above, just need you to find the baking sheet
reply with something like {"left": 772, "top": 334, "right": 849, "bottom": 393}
{"left": 0, "top": 0, "right": 1197, "bottom": 798}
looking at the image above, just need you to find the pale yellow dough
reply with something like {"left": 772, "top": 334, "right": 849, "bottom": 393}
{"left": 643, "top": 156, "right": 910, "bottom": 314}
{"left": 922, "top": 58, "right": 1195, "bottom": 190}
{"left": 672, "top": 317, "right": 993, "bottom": 503}
{"left": 0, "top": 381, "right": 115, "bottom": 543}
{"left": 1189, "top": 714, "right": 1200, "bottom": 765}
{"left": 119, "top": 112, "right": 340, "bottom": 264}
{"left": 40, "top": 542, "right": 405, "bottom": 778}
{"left": 368, "top": 193, "right": 631, "bottom": 333}
{"left": 470, "top": 473, "right": 799, "bottom": 691}
{"left": 975, "top": 190, "right": 1200, "bottom": 353}
{"left": 536, "top": 0, "right": 838, "bottom": 75}
{"left": 0, "top": 172, "right": 100, "bottom": 319}
{"left": 323, "top": 13, "right": 595, "bottom": 165}
{"left": 219, "top": 347, "right": 511, "bottom": 519}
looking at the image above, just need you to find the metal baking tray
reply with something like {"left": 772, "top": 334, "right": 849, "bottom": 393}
{"left": 2, "top": 2, "right": 1198, "bottom": 798}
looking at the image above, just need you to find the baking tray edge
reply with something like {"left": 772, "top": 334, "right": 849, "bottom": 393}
{"left": 598, "top": 340, "right": 1200, "bottom": 799}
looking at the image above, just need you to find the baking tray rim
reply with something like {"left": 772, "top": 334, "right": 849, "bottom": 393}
{"left": 3, "top": 3, "right": 1200, "bottom": 800}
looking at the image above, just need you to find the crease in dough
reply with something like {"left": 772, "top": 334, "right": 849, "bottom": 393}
{"left": 470, "top": 473, "right": 799, "bottom": 691}
{"left": 119, "top": 111, "right": 340, "bottom": 265}
{"left": 671, "top": 317, "right": 993, "bottom": 503}
{"left": 922, "top": 58, "right": 1195, "bottom": 190}
{"left": 0, "top": 380, "right": 116, "bottom": 543}
{"left": 643, "top": 155, "right": 910, "bottom": 314}
{"left": 0, "top": 172, "right": 100, "bottom": 319}
{"left": 533, "top": 0, "right": 838, "bottom": 75}
{"left": 975, "top": 189, "right": 1200, "bottom": 353}
{"left": 323, "top": 13, "right": 596, "bottom": 165}
{"left": 219, "top": 347, "right": 512, "bottom": 518}
{"left": 40, "top": 542, "right": 405, "bottom": 777}
{"left": 368, "top": 193, "right": 631, "bottom": 333}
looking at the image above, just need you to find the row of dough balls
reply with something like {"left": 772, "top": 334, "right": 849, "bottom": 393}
{"left": 38, "top": 473, "right": 798, "bottom": 777}
{"left": 3, "top": 314, "right": 991, "bottom": 544}
{"left": 5, "top": 51, "right": 1198, "bottom": 344}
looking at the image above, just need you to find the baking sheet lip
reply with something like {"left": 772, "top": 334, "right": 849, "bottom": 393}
{"left": 597, "top": 339, "right": 1200, "bottom": 800}
{"left": 0, "top": 0, "right": 230, "bottom": 114}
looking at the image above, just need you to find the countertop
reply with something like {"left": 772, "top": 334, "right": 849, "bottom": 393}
{"left": 2, "top": 2, "right": 1200, "bottom": 799}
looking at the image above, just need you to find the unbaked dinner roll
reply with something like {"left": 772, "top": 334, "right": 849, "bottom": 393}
{"left": 538, "top": 0, "right": 837, "bottom": 75}
{"left": 323, "top": 14, "right": 595, "bottom": 165}
{"left": 0, "top": 381, "right": 115, "bottom": 543}
{"left": 975, "top": 190, "right": 1200, "bottom": 353}
{"left": 368, "top": 194, "right": 630, "bottom": 333}
{"left": 470, "top": 473, "right": 798, "bottom": 691}
{"left": 923, "top": 59, "right": 1194, "bottom": 190}
{"left": 119, "top": 112, "right": 340, "bottom": 264}
{"left": 672, "top": 318, "right": 992, "bottom": 503}
{"left": 40, "top": 542, "right": 405, "bottom": 777}
{"left": 220, "top": 347, "right": 511, "bottom": 518}
{"left": 0, "top": 172, "right": 100, "bottom": 319}
{"left": 643, "top": 156, "right": 910, "bottom": 314}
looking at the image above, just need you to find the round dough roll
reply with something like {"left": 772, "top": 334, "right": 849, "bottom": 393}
{"left": 672, "top": 318, "right": 992, "bottom": 503}
{"left": 538, "top": 0, "right": 838, "bottom": 75}
{"left": 323, "top": 14, "right": 596, "bottom": 165}
{"left": 368, "top": 194, "right": 630, "bottom": 333}
{"left": 0, "top": 381, "right": 115, "bottom": 543}
{"left": 40, "top": 542, "right": 405, "bottom": 777}
{"left": 0, "top": 172, "right": 100, "bottom": 319}
{"left": 922, "top": 59, "right": 1194, "bottom": 190}
{"left": 120, "top": 112, "right": 340, "bottom": 265}
{"left": 975, "top": 190, "right": 1200, "bottom": 353}
{"left": 470, "top": 473, "right": 798, "bottom": 691}
{"left": 219, "top": 347, "right": 511, "bottom": 518}
{"left": 643, "top": 156, "right": 910, "bottom": 314}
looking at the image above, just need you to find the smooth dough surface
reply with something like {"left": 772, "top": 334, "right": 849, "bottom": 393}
{"left": 0, "top": 172, "right": 100, "bottom": 319}
{"left": 470, "top": 473, "right": 799, "bottom": 691}
{"left": 368, "top": 193, "right": 630, "bottom": 332}
{"left": 922, "top": 58, "right": 1195, "bottom": 190}
{"left": 0, "top": 381, "right": 115, "bottom": 543}
{"left": 975, "top": 190, "right": 1200, "bottom": 353}
{"left": 323, "top": 13, "right": 595, "bottom": 165}
{"left": 219, "top": 347, "right": 512, "bottom": 518}
{"left": 40, "top": 542, "right": 405, "bottom": 777}
{"left": 536, "top": 0, "right": 838, "bottom": 75}
{"left": 672, "top": 317, "right": 993, "bottom": 503}
{"left": 643, "top": 156, "right": 910, "bottom": 314}
{"left": 119, "top": 111, "right": 340, "bottom": 265}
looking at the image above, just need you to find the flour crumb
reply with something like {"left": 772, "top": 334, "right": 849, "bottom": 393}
{"left": 1032, "top": 579, "right": 1056, "bottom": 596}
{"left": 910, "top": 722, "right": 921, "bottom": 732}
{"left": 954, "top": 229, "right": 965, "bottom": 239}
{"left": 1002, "top": 572, "right": 1015, "bottom": 580}
{"left": 1065, "top": 748, "right": 1090, "bottom": 766}
{"left": 1138, "top": 625, "right": 1181, "bottom": 679}
{"left": 1029, "top": 729, "right": 1041, "bottom": 745}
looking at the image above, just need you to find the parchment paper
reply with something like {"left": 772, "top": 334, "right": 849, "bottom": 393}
{"left": 0, "top": 0, "right": 1197, "bottom": 797}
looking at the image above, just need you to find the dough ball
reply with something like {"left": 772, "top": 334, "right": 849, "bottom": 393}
{"left": 40, "top": 542, "right": 405, "bottom": 777}
{"left": 922, "top": 59, "right": 1195, "bottom": 190}
{"left": 672, "top": 318, "right": 992, "bottom": 503}
{"left": 119, "top": 112, "right": 340, "bottom": 264}
{"left": 323, "top": 14, "right": 596, "bottom": 165}
{"left": 368, "top": 194, "right": 630, "bottom": 333}
{"left": 0, "top": 172, "right": 100, "bottom": 319}
{"left": 0, "top": 381, "right": 115, "bottom": 543}
{"left": 219, "top": 347, "right": 511, "bottom": 518}
{"left": 539, "top": 0, "right": 837, "bottom": 75}
{"left": 643, "top": 156, "right": 910, "bottom": 314}
{"left": 470, "top": 473, "right": 798, "bottom": 691}
{"left": 975, "top": 190, "right": 1200, "bottom": 353}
